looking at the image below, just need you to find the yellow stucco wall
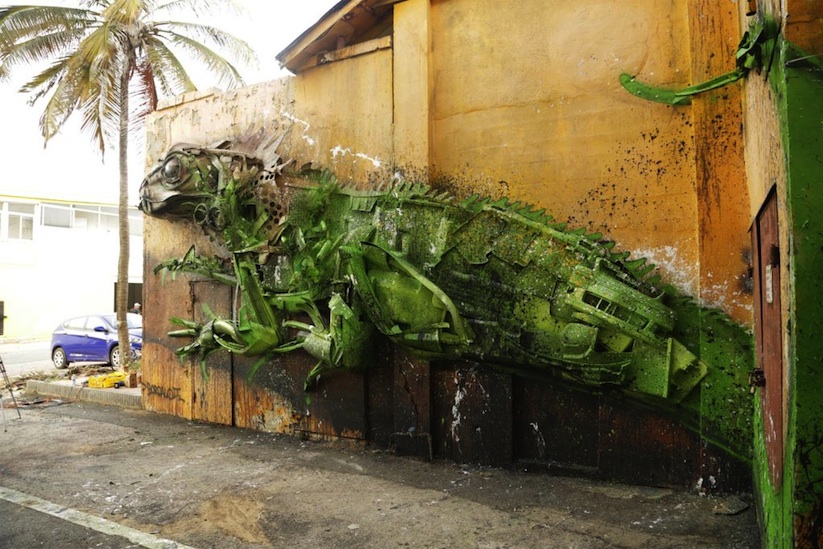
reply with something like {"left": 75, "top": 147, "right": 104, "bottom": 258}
{"left": 145, "top": 48, "right": 393, "bottom": 183}
{"left": 429, "top": 0, "right": 699, "bottom": 290}
{"left": 425, "top": 0, "right": 751, "bottom": 322}
{"left": 287, "top": 52, "right": 394, "bottom": 182}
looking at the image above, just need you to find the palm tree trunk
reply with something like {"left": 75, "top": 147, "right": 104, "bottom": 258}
{"left": 116, "top": 62, "right": 131, "bottom": 371}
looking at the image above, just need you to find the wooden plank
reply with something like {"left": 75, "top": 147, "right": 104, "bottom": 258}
{"left": 512, "top": 379, "right": 599, "bottom": 475}
{"left": 298, "top": 36, "right": 393, "bottom": 71}
{"left": 190, "top": 281, "right": 233, "bottom": 425}
{"left": 366, "top": 339, "right": 395, "bottom": 447}
{"left": 299, "top": 367, "right": 368, "bottom": 440}
{"left": 431, "top": 364, "right": 513, "bottom": 467}
{"left": 390, "top": 348, "right": 432, "bottom": 458}
{"left": 598, "top": 401, "right": 701, "bottom": 487}
{"left": 278, "top": 0, "right": 391, "bottom": 72}
{"left": 140, "top": 216, "right": 195, "bottom": 419}
{"left": 232, "top": 353, "right": 307, "bottom": 433}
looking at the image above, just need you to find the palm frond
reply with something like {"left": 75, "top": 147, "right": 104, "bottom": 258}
{"left": 155, "top": 0, "right": 244, "bottom": 19}
{"left": 38, "top": 57, "right": 88, "bottom": 143}
{"left": 100, "top": 0, "right": 144, "bottom": 28}
{"left": 156, "top": 28, "right": 247, "bottom": 89}
{"left": 64, "top": 25, "right": 125, "bottom": 150}
{"left": 142, "top": 34, "right": 195, "bottom": 96}
{"left": 156, "top": 20, "right": 256, "bottom": 68}
{"left": 1, "top": 30, "right": 80, "bottom": 81}
{"left": 0, "top": 6, "right": 97, "bottom": 81}
{"left": 0, "top": 5, "right": 94, "bottom": 44}
{"left": 88, "top": 51, "right": 123, "bottom": 147}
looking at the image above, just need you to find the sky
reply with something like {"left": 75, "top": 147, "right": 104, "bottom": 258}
{"left": 0, "top": 0, "right": 340, "bottom": 204}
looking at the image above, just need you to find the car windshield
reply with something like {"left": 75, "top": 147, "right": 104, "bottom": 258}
{"left": 102, "top": 314, "right": 142, "bottom": 329}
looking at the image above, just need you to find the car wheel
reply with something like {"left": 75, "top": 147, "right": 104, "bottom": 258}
{"left": 52, "top": 347, "right": 69, "bottom": 369}
{"left": 109, "top": 345, "right": 121, "bottom": 369}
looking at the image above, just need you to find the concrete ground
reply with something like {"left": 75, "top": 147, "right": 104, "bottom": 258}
{"left": 0, "top": 387, "right": 761, "bottom": 549}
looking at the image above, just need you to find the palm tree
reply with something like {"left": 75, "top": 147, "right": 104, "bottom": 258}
{"left": 0, "top": 0, "right": 255, "bottom": 369}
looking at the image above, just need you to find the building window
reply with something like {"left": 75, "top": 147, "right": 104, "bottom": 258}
{"left": 1, "top": 200, "right": 141, "bottom": 238}
{"left": 2, "top": 202, "right": 35, "bottom": 240}
{"left": 42, "top": 203, "right": 72, "bottom": 228}
{"left": 128, "top": 210, "right": 144, "bottom": 236}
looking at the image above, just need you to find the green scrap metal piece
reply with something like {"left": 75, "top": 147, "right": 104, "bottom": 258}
{"left": 620, "top": 21, "right": 775, "bottom": 105}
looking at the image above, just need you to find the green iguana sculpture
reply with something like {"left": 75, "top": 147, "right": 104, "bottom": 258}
{"left": 138, "top": 134, "right": 741, "bottom": 409}
{"left": 139, "top": 133, "right": 756, "bottom": 458}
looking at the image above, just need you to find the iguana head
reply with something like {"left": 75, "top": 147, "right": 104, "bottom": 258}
{"left": 140, "top": 131, "right": 289, "bottom": 222}
{"left": 139, "top": 144, "right": 260, "bottom": 217}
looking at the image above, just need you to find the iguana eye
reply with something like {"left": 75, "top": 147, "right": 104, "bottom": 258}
{"left": 161, "top": 156, "right": 183, "bottom": 187}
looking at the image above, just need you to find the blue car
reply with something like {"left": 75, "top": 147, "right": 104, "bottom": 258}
{"left": 51, "top": 313, "right": 142, "bottom": 369}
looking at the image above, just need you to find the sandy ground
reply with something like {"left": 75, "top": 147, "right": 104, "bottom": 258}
{"left": 0, "top": 398, "right": 760, "bottom": 548}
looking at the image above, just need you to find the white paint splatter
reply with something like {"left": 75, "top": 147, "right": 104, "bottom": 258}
{"left": 631, "top": 245, "right": 753, "bottom": 315}
{"left": 280, "top": 110, "right": 316, "bottom": 145}
{"left": 450, "top": 377, "right": 467, "bottom": 446}
{"left": 330, "top": 145, "right": 382, "bottom": 168}
{"left": 630, "top": 245, "right": 698, "bottom": 295}
{"left": 530, "top": 422, "right": 546, "bottom": 459}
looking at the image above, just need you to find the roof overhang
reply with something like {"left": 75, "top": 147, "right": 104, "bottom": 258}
{"left": 277, "top": 0, "right": 402, "bottom": 73}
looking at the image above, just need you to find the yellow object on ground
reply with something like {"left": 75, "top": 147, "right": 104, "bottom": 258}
{"left": 87, "top": 371, "right": 127, "bottom": 389}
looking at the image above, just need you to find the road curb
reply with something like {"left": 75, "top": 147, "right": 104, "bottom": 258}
{"left": 25, "top": 380, "right": 142, "bottom": 409}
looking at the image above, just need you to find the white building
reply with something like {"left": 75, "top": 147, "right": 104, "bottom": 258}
{"left": 0, "top": 194, "right": 143, "bottom": 341}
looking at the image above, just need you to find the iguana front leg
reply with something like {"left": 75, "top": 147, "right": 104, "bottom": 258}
{"left": 169, "top": 303, "right": 302, "bottom": 380}
{"left": 299, "top": 293, "right": 375, "bottom": 390}
{"left": 298, "top": 241, "right": 473, "bottom": 389}
{"left": 154, "top": 245, "right": 237, "bottom": 286}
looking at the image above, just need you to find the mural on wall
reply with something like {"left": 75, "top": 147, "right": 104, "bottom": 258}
{"left": 139, "top": 132, "right": 753, "bottom": 457}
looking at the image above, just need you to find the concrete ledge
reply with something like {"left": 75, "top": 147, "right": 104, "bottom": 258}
{"left": 26, "top": 380, "right": 142, "bottom": 409}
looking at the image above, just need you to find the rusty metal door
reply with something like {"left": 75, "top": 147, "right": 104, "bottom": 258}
{"left": 752, "top": 188, "right": 783, "bottom": 488}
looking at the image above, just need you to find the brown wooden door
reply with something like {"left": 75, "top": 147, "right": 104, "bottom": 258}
{"left": 752, "top": 188, "right": 784, "bottom": 488}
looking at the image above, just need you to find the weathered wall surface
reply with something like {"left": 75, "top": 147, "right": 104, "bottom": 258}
{"left": 142, "top": 51, "right": 394, "bottom": 421}
{"left": 429, "top": 1, "right": 698, "bottom": 290}
{"left": 141, "top": 0, "right": 757, "bottom": 491}
{"left": 428, "top": 0, "right": 751, "bottom": 323}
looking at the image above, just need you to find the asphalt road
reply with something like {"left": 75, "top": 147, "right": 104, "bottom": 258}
{"left": 0, "top": 340, "right": 58, "bottom": 380}
{"left": 0, "top": 498, "right": 139, "bottom": 549}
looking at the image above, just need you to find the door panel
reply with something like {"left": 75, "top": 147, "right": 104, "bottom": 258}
{"left": 62, "top": 317, "right": 89, "bottom": 361}
{"left": 84, "top": 316, "right": 111, "bottom": 362}
{"left": 752, "top": 188, "right": 783, "bottom": 488}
